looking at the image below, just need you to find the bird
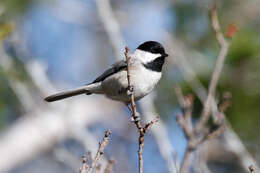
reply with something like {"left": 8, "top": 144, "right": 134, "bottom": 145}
{"left": 44, "top": 41, "right": 168, "bottom": 105}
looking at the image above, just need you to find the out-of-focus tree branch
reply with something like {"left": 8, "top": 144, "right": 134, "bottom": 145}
{"left": 0, "top": 46, "right": 37, "bottom": 112}
{"left": 104, "top": 159, "right": 115, "bottom": 173}
{"left": 87, "top": 130, "right": 111, "bottom": 173}
{"left": 249, "top": 165, "right": 255, "bottom": 173}
{"left": 125, "top": 46, "right": 158, "bottom": 173}
{"left": 194, "top": 145, "right": 213, "bottom": 173}
{"left": 166, "top": 4, "right": 259, "bottom": 173}
{"left": 96, "top": 0, "right": 125, "bottom": 61}
{"left": 175, "top": 87, "right": 229, "bottom": 173}
{"left": 194, "top": 5, "right": 229, "bottom": 134}
{"left": 0, "top": 43, "right": 119, "bottom": 172}
{"left": 166, "top": 32, "right": 260, "bottom": 173}
{"left": 79, "top": 155, "right": 88, "bottom": 173}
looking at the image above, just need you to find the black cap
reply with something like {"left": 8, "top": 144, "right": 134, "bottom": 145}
{"left": 137, "top": 41, "right": 168, "bottom": 57}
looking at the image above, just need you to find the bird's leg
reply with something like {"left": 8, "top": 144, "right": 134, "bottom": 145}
{"left": 126, "top": 103, "right": 132, "bottom": 112}
{"left": 125, "top": 103, "right": 140, "bottom": 122}
{"left": 125, "top": 103, "right": 133, "bottom": 119}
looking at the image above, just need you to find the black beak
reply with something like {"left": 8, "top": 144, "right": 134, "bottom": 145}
{"left": 163, "top": 53, "right": 169, "bottom": 57}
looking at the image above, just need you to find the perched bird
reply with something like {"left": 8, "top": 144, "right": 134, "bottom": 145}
{"left": 44, "top": 41, "right": 168, "bottom": 105}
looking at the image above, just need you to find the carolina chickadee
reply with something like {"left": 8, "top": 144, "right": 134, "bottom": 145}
{"left": 44, "top": 41, "right": 168, "bottom": 104}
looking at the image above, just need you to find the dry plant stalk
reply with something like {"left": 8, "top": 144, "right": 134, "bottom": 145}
{"left": 124, "top": 47, "right": 158, "bottom": 173}
{"left": 79, "top": 155, "right": 88, "bottom": 173}
{"left": 176, "top": 5, "right": 233, "bottom": 173}
{"left": 194, "top": 4, "right": 230, "bottom": 134}
{"left": 175, "top": 87, "right": 231, "bottom": 173}
{"left": 249, "top": 165, "right": 255, "bottom": 173}
{"left": 96, "top": 164, "right": 101, "bottom": 173}
{"left": 104, "top": 159, "right": 115, "bottom": 173}
{"left": 82, "top": 130, "right": 111, "bottom": 173}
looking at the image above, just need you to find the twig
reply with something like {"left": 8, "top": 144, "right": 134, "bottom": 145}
{"left": 176, "top": 88, "right": 229, "bottom": 173}
{"left": 124, "top": 47, "right": 158, "bottom": 173}
{"left": 195, "top": 5, "right": 230, "bottom": 134}
{"left": 249, "top": 165, "right": 255, "bottom": 173}
{"left": 87, "top": 130, "right": 111, "bottom": 173}
{"left": 96, "top": 164, "right": 102, "bottom": 173}
{"left": 175, "top": 88, "right": 195, "bottom": 173}
{"left": 104, "top": 159, "right": 115, "bottom": 173}
{"left": 144, "top": 116, "right": 159, "bottom": 132}
{"left": 125, "top": 47, "right": 141, "bottom": 126}
{"left": 167, "top": 12, "right": 259, "bottom": 173}
{"left": 79, "top": 156, "right": 88, "bottom": 173}
{"left": 166, "top": 13, "right": 259, "bottom": 173}
{"left": 176, "top": 6, "right": 232, "bottom": 173}
{"left": 96, "top": 0, "right": 125, "bottom": 61}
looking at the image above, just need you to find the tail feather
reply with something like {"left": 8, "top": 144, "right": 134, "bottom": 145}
{"left": 44, "top": 87, "right": 91, "bottom": 102}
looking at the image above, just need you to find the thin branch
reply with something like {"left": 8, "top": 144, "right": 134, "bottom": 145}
{"left": 144, "top": 116, "right": 159, "bottom": 132}
{"left": 125, "top": 47, "right": 142, "bottom": 126}
{"left": 125, "top": 46, "right": 143, "bottom": 172}
{"left": 166, "top": 17, "right": 259, "bottom": 173}
{"left": 0, "top": 57, "right": 117, "bottom": 173}
{"left": 175, "top": 89, "right": 195, "bottom": 173}
{"left": 176, "top": 6, "right": 232, "bottom": 173}
{"left": 124, "top": 47, "right": 158, "bottom": 173}
{"left": 104, "top": 159, "right": 115, "bottom": 173}
{"left": 195, "top": 5, "right": 229, "bottom": 134}
{"left": 194, "top": 145, "right": 213, "bottom": 173}
{"left": 176, "top": 88, "right": 229, "bottom": 173}
{"left": 87, "top": 130, "right": 111, "bottom": 173}
{"left": 249, "top": 165, "right": 255, "bottom": 173}
{"left": 96, "top": 164, "right": 102, "bottom": 173}
{"left": 79, "top": 156, "right": 88, "bottom": 173}
{"left": 181, "top": 149, "right": 193, "bottom": 173}
{"left": 174, "top": 85, "right": 186, "bottom": 108}
{"left": 96, "top": 0, "right": 125, "bottom": 61}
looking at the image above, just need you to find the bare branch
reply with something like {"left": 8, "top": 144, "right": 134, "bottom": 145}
{"left": 87, "top": 130, "right": 111, "bottom": 173}
{"left": 195, "top": 5, "right": 229, "bottom": 134}
{"left": 96, "top": 164, "right": 102, "bottom": 173}
{"left": 174, "top": 85, "right": 186, "bottom": 108}
{"left": 125, "top": 47, "right": 141, "bottom": 126}
{"left": 166, "top": 17, "right": 259, "bottom": 173}
{"left": 125, "top": 46, "right": 143, "bottom": 173}
{"left": 177, "top": 90, "right": 229, "bottom": 173}
{"left": 249, "top": 165, "right": 255, "bottom": 173}
{"left": 124, "top": 47, "right": 158, "bottom": 173}
{"left": 175, "top": 88, "right": 196, "bottom": 173}
{"left": 96, "top": 0, "right": 125, "bottom": 61}
{"left": 104, "top": 160, "right": 115, "bottom": 173}
{"left": 79, "top": 156, "right": 88, "bottom": 173}
{"left": 0, "top": 44, "right": 117, "bottom": 173}
{"left": 144, "top": 116, "right": 159, "bottom": 132}
{"left": 176, "top": 6, "right": 233, "bottom": 173}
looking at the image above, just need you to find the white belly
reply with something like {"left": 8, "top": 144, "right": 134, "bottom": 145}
{"left": 101, "top": 65, "right": 162, "bottom": 103}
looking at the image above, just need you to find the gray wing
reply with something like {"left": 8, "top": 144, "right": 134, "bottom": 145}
{"left": 92, "top": 60, "right": 127, "bottom": 83}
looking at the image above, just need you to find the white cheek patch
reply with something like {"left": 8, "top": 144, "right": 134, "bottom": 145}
{"left": 132, "top": 49, "right": 161, "bottom": 64}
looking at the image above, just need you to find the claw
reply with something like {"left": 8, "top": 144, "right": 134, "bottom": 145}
{"left": 127, "top": 86, "right": 134, "bottom": 96}
{"left": 127, "top": 90, "right": 132, "bottom": 96}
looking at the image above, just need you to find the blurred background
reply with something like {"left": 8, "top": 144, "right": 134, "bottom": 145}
{"left": 0, "top": 0, "right": 260, "bottom": 172}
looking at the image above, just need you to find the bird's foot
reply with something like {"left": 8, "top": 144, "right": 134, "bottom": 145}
{"left": 131, "top": 112, "right": 140, "bottom": 122}
{"left": 127, "top": 85, "right": 134, "bottom": 96}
